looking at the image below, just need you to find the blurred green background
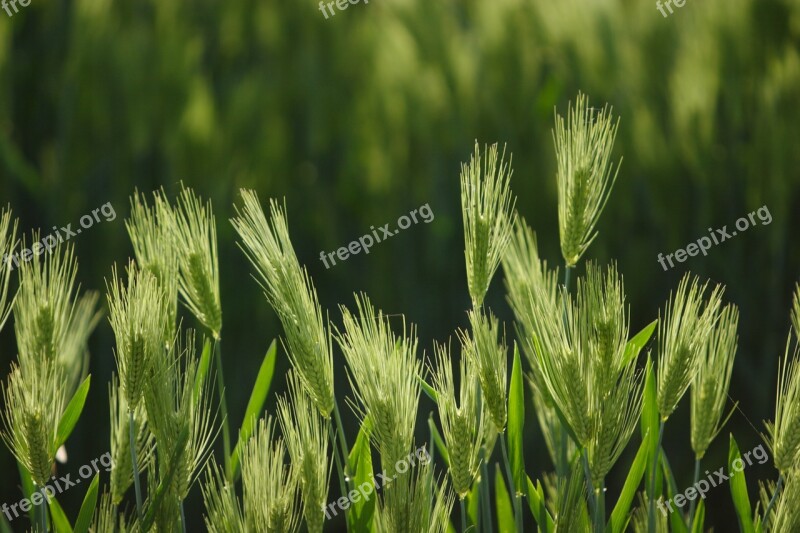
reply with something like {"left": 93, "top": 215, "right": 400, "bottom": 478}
{"left": 1, "top": 0, "right": 800, "bottom": 529}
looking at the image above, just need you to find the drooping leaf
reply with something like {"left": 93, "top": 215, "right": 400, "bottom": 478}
{"left": 54, "top": 375, "right": 91, "bottom": 453}
{"left": 73, "top": 474, "right": 100, "bottom": 533}
{"left": 347, "top": 422, "right": 376, "bottom": 532}
{"left": 418, "top": 374, "right": 438, "bottom": 403}
{"left": 623, "top": 319, "right": 658, "bottom": 366}
{"left": 729, "top": 434, "right": 756, "bottom": 533}
{"left": 48, "top": 497, "right": 73, "bottom": 533}
{"left": 230, "top": 339, "right": 277, "bottom": 480}
{"left": 608, "top": 433, "right": 649, "bottom": 533}
{"left": 495, "top": 464, "right": 515, "bottom": 533}
{"left": 508, "top": 345, "right": 525, "bottom": 494}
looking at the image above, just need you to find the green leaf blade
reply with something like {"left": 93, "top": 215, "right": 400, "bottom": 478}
{"left": 54, "top": 375, "right": 91, "bottom": 453}
{"left": 73, "top": 474, "right": 100, "bottom": 533}
{"left": 508, "top": 345, "right": 525, "bottom": 494}
{"left": 729, "top": 434, "right": 756, "bottom": 533}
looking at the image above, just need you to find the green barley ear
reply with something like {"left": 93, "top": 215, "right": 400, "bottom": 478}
{"left": 554, "top": 456, "right": 591, "bottom": 532}
{"left": 429, "top": 342, "right": 483, "bottom": 499}
{"left": 773, "top": 473, "right": 800, "bottom": 531}
{"left": 0, "top": 207, "right": 18, "bottom": 332}
{"left": 93, "top": 491, "right": 134, "bottom": 533}
{"left": 554, "top": 92, "right": 621, "bottom": 266}
{"left": 144, "top": 330, "right": 217, "bottom": 501}
{"left": 460, "top": 308, "right": 508, "bottom": 432}
{"left": 202, "top": 462, "right": 245, "bottom": 532}
{"left": 278, "top": 370, "right": 330, "bottom": 533}
{"left": 109, "top": 374, "right": 153, "bottom": 505}
{"left": 1, "top": 363, "right": 64, "bottom": 486}
{"left": 656, "top": 273, "right": 722, "bottom": 421}
{"left": 127, "top": 189, "right": 179, "bottom": 344}
{"left": 14, "top": 239, "right": 79, "bottom": 375}
{"left": 767, "top": 336, "right": 800, "bottom": 474}
{"left": 336, "top": 293, "right": 422, "bottom": 467}
{"left": 631, "top": 493, "right": 669, "bottom": 533}
{"left": 172, "top": 187, "right": 222, "bottom": 338}
{"left": 242, "top": 416, "right": 299, "bottom": 532}
{"left": 374, "top": 463, "right": 454, "bottom": 533}
{"left": 460, "top": 141, "right": 517, "bottom": 308}
{"left": 106, "top": 262, "right": 169, "bottom": 410}
{"left": 691, "top": 304, "right": 738, "bottom": 459}
{"left": 792, "top": 283, "right": 800, "bottom": 342}
{"left": 232, "top": 190, "right": 334, "bottom": 415}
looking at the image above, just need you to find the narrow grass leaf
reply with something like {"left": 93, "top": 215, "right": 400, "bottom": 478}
{"left": 508, "top": 345, "right": 525, "bottom": 494}
{"left": 54, "top": 375, "right": 91, "bottom": 453}
{"left": 16, "top": 460, "right": 35, "bottom": 524}
{"left": 192, "top": 338, "right": 213, "bottom": 405}
{"left": 608, "top": 433, "right": 649, "bottom": 533}
{"left": 661, "top": 452, "right": 688, "bottom": 533}
{"left": 526, "top": 475, "right": 554, "bottom": 532}
{"left": 429, "top": 417, "right": 450, "bottom": 467}
{"left": 467, "top": 479, "right": 480, "bottom": 529}
{"left": 48, "top": 497, "right": 72, "bottom": 533}
{"left": 347, "top": 422, "right": 376, "bottom": 531}
{"left": 418, "top": 374, "right": 439, "bottom": 403}
{"left": 495, "top": 464, "right": 515, "bottom": 533}
{"left": 691, "top": 499, "right": 705, "bottom": 533}
{"left": 729, "top": 434, "right": 756, "bottom": 533}
{"left": 0, "top": 514, "right": 13, "bottom": 533}
{"left": 230, "top": 339, "right": 277, "bottom": 480}
{"left": 623, "top": 319, "right": 658, "bottom": 367}
{"left": 640, "top": 357, "right": 659, "bottom": 490}
{"left": 73, "top": 473, "right": 99, "bottom": 533}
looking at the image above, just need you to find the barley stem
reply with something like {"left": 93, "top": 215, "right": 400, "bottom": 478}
{"left": 500, "top": 435, "right": 522, "bottom": 532}
{"left": 213, "top": 338, "right": 233, "bottom": 480}
{"left": 480, "top": 457, "right": 494, "bottom": 533}
{"left": 333, "top": 397, "right": 351, "bottom": 476}
{"left": 460, "top": 498, "right": 468, "bottom": 532}
{"left": 687, "top": 457, "right": 701, "bottom": 527}
{"left": 36, "top": 483, "right": 48, "bottom": 532}
{"left": 764, "top": 474, "right": 784, "bottom": 524}
{"left": 328, "top": 420, "right": 350, "bottom": 526}
{"left": 129, "top": 410, "right": 144, "bottom": 523}
{"left": 647, "top": 420, "right": 665, "bottom": 533}
{"left": 582, "top": 448, "right": 596, "bottom": 521}
{"left": 557, "top": 263, "right": 574, "bottom": 483}
{"left": 594, "top": 481, "right": 605, "bottom": 533}
{"left": 180, "top": 501, "right": 187, "bottom": 533}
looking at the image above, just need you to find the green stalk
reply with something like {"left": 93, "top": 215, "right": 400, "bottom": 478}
{"left": 480, "top": 456, "right": 494, "bottom": 533}
{"left": 594, "top": 479, "right": 605, "bottom": 533}
{"left": 647, "top": 420, "right": 665, "bottom": 533}
{"left": 763, "top": 474, "right": 784, "bottom": 525}
{"left": 333, "top": 398, "right": 351, "bottom": 476}
{"left": 213, "top": 338, "right": 232, "bottom": 480}
{"left": 35, "top": 483, "right": 48, "bottom": 533}
{"left": 180, "top": 502, "right": 188, "bottom": 533}
{"left": 460, "top": 498, "right": 468, "bottom": 533}
{"left": 129, "top": 410, "right": 144, "bottom": 523}
{"left": 328, "top": 420, "right": 350, "bottom": 527}
{"left": 557, "top": 264, "right": 574, "bottom": 482}
{"left": 500, "top": 436, "right": 523, "bottom": 532}
{"left": 582, "top": 448, "right": 596, "bottom": 520}
{"left": 687, "top": 457, "right": 701, "bottom": 527}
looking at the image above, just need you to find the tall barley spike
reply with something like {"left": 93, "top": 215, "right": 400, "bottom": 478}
{"left": 172, "top": 187, "right": 222, "bottom": 339}
{"left": 374, "top": 463, "right": 454, "bottom": 533}
{"left": 106, "top": 262, "right": 169, "bottom": 411}
{"left": 691, "top": 303, "right": 738, "bottom": 458}
{"left": 430, "top": 342, "right": 483, "bottom": 499}
{"left": 767, "top": 337, "right": 800, "bottom": 474}
{"left": 336, "top": 293, "right": 421, "bottom": 467}
{"left": 460, "top": 141, "right": 516, "bottom": 308}
{"left": 232, "top": 190, "right": 334, "bottom": 416}
{"left": 278, "top": 370, "right": 330, "bottom": 533}
{"left": 554, "top": 92, "right": 621, "bottom": 267}
{"left": 656, "top": 273, "right": 722, "bottom": 421}
{"left": 461, "top": 308, "right": 508, "bottom": 432}
{"left": 202, "top": 462, "right": 246, "bottom": 532}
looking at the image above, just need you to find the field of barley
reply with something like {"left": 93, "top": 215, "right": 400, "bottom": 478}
{"left": 1, "top": 0, "right": 799, "bottom": 531}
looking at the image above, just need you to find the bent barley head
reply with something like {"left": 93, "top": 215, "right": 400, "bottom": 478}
{"left": 553, "top": 92, "right": 621, "bottom": 267}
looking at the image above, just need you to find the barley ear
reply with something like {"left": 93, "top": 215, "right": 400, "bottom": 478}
{"left": 554, "top": 92, "right": 621, "bottom": 266}
{"left": 769, "top": 336, "right": 800, "bottom": 474}
{"left": 460, "top": 141, "right": 516, "bottom": 308}
{"left": 461, "top": 308, "right": 508, "bottom": 432}
{"left": 172, "top": 187, "right": 222, "bottom": 338}
{"left": 232, "top": 190, "right": 334, "bottom": 415}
